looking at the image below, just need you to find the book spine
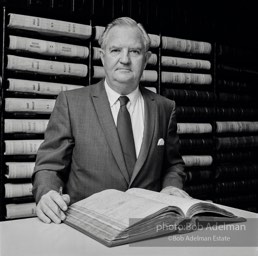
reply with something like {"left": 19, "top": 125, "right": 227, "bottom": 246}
{"left": 176, "top": 106, "right": 214, "bottom": 120}
{"left": 92, "top": 47, "right": 101, "bottom": 60}
{"left": 92, "top": 66, "right": 105, "bottom": 79}
{"left": 218, "top": 92, "right": 255, "bottom": 104}
{"left": 216, "top": 136, "right": 258, "bottom": 150}
{"left": 164, "top": 88, "right": 214, "bottom": 103}
{"left": 216, "top": 180, "right": 258, "bottom": 194}
{"left": 4, "top": 183, "right": 33, "bottom": 198}
{"left": 179, "top": 139, "right": 213, "bottom": 155}
{"left": 7, "top": 78, "right": 84, "bottom": 95}
{"left": 9, "top": 35, "right": 89, "bottom": 59}
{"left": 215, "top": 164, "right": 258, "bottom": 181}
{"left": 161, "top": 71, "right": 212, "bottom": 84}
{"left": 94, "top": 26, "right": 105, "bottom": 40}
{"left": 214, "top": 194, "right": 258, "bottom": 207}
{"left": 218, "top": 44, "right": 254, "bottom": 61}
{"left": 148, "top": 34, "right": 160, "bottom": 48}
{"left": 217, "top": 79, "right": 248, "bottom": 91}
{"left": 6, "top": 202, "right": 36, "bottom": 219}
{"left": 7, "top": 55, "right": 88, "bottom": 77}
{"left": 161, "top": 36, "right": 212, "bottom": 54}
{"left": 5, "top": 98, "right": 56, "bottom": 113}
{"left": 161, "top": 56, "right": 211, "bottom": 70}
{"left": 8, "top": 13, "right": 92, "bottom": 39}
{"left": 177, "top": 123, "right": 212, "bottom": 134}
{"left": 182, "top": 155, "right": 213, "bottom": 166}
{"left": 216, "top": 151, "right": 258, "bottom": 163}
{"left": 147, "top": 53, "right": 158, "bottom": 65}
{"left": 4, "top": 139, "right": 44, "bottom": 155}
{"left": 5, "top": 162, "right": 35, "bottom": 179}
{"left": 140, "top": 70, "right": 158, "bottom": 82}
{"left": 4, "top": 119, "right": 49, "bottom": 133}
{"left": 216, "top": 107, "right": 258, "bottom": 120}
{"left": 218, "top": 64, "right": 258, "bottom": 76}
{"left": 186, "top": 169, "right": 213, "bottom": 184}
{"left": 179, "top": 138, "right": 213, "bottom": 152}
{"left": 216, "top": 121, "right": 258, "bottom": 133}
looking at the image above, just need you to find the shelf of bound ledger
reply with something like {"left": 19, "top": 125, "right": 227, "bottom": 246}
{"left": 213, "top": 43, "right": 258, "bottom": 212}
{"left": 91, "top": 24, "right": 160, "bottom": 94}
{"left": 0, "top": 8, "right": 93, "bottom": 220}
{"left": 158, "top": 35, "right": 215, "bottom": 200}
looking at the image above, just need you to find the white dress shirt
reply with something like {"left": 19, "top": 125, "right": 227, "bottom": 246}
{"left": 104, "top": 80, "right": 145, "bottom": 158}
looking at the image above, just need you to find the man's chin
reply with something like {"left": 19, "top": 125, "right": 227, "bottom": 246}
{"left": 114, "top": 75, "right": 134, "bottom": 83}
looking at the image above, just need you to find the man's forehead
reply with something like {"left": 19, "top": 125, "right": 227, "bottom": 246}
{"left": 105, "top": 25, "right": 144, "bottom": 46}
{"left": 107, "top": 41, "right": 143, "bottom": 48}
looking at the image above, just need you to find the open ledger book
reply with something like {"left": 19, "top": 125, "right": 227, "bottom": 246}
{"left": 64, "top": 188, "right": 245, "bottom": 247}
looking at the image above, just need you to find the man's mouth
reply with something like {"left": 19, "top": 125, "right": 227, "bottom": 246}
{"left": 117, "top": 67, "right": 131, "bottom": 71}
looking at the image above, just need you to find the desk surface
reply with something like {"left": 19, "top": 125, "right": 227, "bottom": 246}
{"left": 1, "top": 204, "right": 258, "bottom": 256}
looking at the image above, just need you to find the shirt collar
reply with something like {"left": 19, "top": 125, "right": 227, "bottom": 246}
{"left": 104, "top": 79, "right": 141, "bottom": 107}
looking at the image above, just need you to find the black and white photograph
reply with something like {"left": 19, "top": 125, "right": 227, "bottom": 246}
{"left": 0, "top": 0, "right": 257, "bottom": 255}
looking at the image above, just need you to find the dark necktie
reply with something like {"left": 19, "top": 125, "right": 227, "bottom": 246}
{"left": 117, "top": 96, "right": 136, "bottom": 178}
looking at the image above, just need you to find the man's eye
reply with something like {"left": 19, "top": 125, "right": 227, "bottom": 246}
{"left": 130, "top": 50, "right": 140, "bottom": 56}
{"left": 111, "top": 49, "right": 120, "bottom": 53}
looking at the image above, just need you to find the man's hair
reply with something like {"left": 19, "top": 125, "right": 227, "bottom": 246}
{"left": 98, "top": 17, "right": 151, "bottom": 51}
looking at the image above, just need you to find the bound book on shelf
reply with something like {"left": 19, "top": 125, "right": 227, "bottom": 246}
{"left": 8, "top": 13, "right": 92, "bottom": 39}
{"left": 7, "top": 78, "right": 83, "bottom": 95}
{"left": 5, "top": 98, "right": 56, "bottom": 113}
{"left": 4, "top": 139, "right": 43, "bottom": 155}
{"left": 182, "top": 155, "right": 213, "bottom": 167}
{"left": 177, "top": 123, "right": 212, "bottom": 134}
{"left": 161, "top": 56, "right": 211, "bottom": 70}
{"left": 216, "top": 121, "right": 258, "bottom": 133}
{"left": 161, "top": 36, "right": 212, "bottom": 54}
{"left": 161, "top": 71, "right": 212, "bottom": 84}
{"left": 216, "top": 136, "right": 258, "bottom": 150}
{"left": 6, "top": 202, "right": 36, "bottom": 219}
{"left": 5, "top": 119, "right": 49, "bottom": 133}
{"left": 7, "top": 55, "right": 88, "bottom": 77}
{"left": 64, "top": 188, "right": 245, "bottom": 247}
{"left": 5, "top": 183, "right": 33, "bottom": 198}
{"left": 163, "top": 88, "right": 215, "bottom": 103}
{"left": 8, "top": 36, "right": 89, "bottom": 59}
{"left": 5, "top": 162, "right": 35, "bottom": 179}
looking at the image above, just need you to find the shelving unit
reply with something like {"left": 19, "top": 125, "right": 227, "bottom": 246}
{"left": 213, "top": 43, "right": 258, "bottom": 211}
{"left": 0, "top": 7, "right": 91, "bottom": 220}
{"left": 159, "top": 35, "right": 215, "bottom": 200}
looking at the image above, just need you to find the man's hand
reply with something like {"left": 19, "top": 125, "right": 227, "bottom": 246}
{"left": 160, "top": 186, "right": 191, "bottom": 198}
{"left": 36, "top": 190, "right": 70, "bottom": 224}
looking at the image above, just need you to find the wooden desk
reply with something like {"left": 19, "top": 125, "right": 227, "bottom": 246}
{"left": 0, "top": 205, "right": 258, "bottom": 256}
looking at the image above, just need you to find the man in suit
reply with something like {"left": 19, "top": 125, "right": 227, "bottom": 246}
{"left": 32, "top": 17, "right": 189, "bottom": 224}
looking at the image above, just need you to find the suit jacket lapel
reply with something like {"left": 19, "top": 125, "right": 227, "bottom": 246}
{"left": 91, "top": 81, "right": 130, "bottom": 184}
{"left": 129, "top": 88, "right": 157, "bottom": 186}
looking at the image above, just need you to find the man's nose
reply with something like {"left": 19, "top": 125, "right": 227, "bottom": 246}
{"left": 119, "top": 49, "right": 130, "bottom": 64}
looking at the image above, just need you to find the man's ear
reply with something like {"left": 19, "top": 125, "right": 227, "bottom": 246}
{"left": 144, "top": 51, "right": 152, "bottom": 69}
{"left": 99, "top": 48, "right": 105, "bottom": 66}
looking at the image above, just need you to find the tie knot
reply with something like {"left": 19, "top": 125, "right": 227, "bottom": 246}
{"left": 119, "top": 96, "right": 129, "bottom": 107}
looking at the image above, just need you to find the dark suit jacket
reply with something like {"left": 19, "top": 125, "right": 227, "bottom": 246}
{"left": 32, "top": 80, "right": 185, "bottom": 204}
